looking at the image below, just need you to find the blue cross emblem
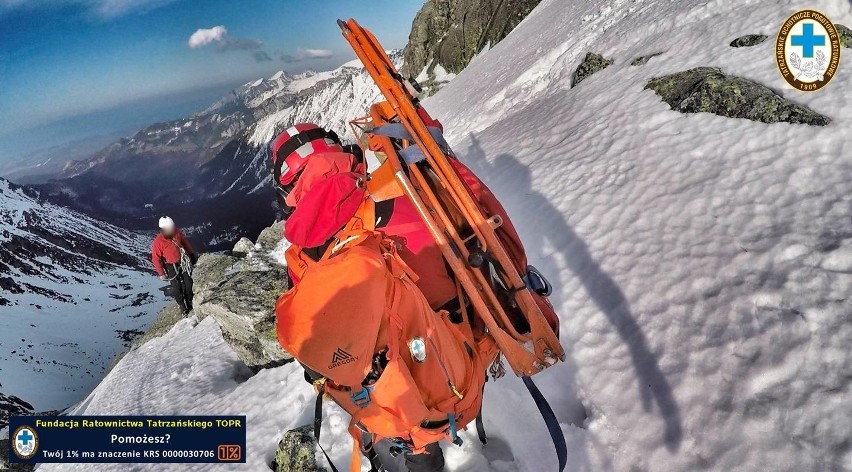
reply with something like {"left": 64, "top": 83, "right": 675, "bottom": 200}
{"left": 791, "top": 23, "right": 825, "bottom": 58}
{"left": 18, "top": 429, "right": 34, "bottom": 445}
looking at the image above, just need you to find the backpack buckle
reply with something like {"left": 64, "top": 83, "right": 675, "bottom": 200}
{"left": 388, "top": 438, "right": 413, "bottom": 457}
{"left": 350, "top": 385, "right": 374, "bottom": 408}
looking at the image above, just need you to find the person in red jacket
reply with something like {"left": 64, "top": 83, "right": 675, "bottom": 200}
{"left": 151, "top": 216, "right": 197, "bottom": 314}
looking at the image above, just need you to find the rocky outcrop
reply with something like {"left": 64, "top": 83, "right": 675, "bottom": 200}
{"left": 255, "top": 220, "right": 285, "bottom": 251}
{"left": 646, "top": 67, "right": 831, "bottom": 126}
{"left": 631, "top": 52, "right": 663, "bottom": 66}
{"left": 232, "top": 237, "right": 256, "bottom": 255}
{"left": 572, "top": 53, "right": 614, "bottom": 87}
{"left": 402, "top": 0, "right": 542, "bottom": 93}
{"left": 729, "top": 34, "right": 767, "bottom": 47}
{"left": 191, "top": 221, "right": 292, "bottom": 371}
{"left": 271, "top": 425, "right": 326, "bottom": 472}
{"left": 838, "top": 24, "right": 851, "bottom": 48}
{"left": 192, "top": 254, "right": 291, "bottom": 370}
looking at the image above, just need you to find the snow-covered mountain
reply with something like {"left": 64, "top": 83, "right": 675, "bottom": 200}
{"left": 35, "top": 1, "right": 852, "bottom": 471}
{"left": 37, "top": 53, "right": 403, "bottom": 251}
{"left": 0, "top": 177, "right": 168, "bottom": 415}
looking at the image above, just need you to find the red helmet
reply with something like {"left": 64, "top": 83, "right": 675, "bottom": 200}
{"left": 270, "top": 123, "right": 342, "bottom": 187}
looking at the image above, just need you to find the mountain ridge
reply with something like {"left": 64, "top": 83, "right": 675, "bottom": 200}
{"left": 35, "top": 52, "right": 404, "bottom": 250}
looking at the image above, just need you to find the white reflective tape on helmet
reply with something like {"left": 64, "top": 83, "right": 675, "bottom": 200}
{"left": 295, "top": 141, "right": 315, "bottom": 158}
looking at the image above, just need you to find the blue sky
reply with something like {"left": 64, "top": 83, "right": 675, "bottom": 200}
{"left": 0, "top": 0, "right": 421, "bottom": 162}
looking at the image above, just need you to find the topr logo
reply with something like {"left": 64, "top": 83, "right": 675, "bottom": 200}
{"left": 12, "top": 426, "right": 39, "bottom": 460}
{"left": 328, "top": 348, "right": 357, "bottom": 369}
{"left": 776, "top": 9, "right": 842, "bottom": 92}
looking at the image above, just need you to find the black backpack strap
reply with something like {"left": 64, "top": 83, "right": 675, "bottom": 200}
{"left": 272, "top": 127, "right": 341, "bottom": 185}
{"left": 361, "top": 434, "right": 385, "bottom": 472}
{"left": 314, "top": 387, "right": 383, "bottom": 472}
{"left": 313, "top": 388, "right": 341, "bottom": 472}
{"left": 475, "top": 377, "right": 487, "bottom": 445}
{"left": 523, "top": 376, "right": 567, "bottom": 472}
{"left": 475, "top": 410, "right": 487, "bottom": 445}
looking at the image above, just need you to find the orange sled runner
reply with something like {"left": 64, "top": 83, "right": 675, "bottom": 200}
{"left": 277, "top": 19, "right": 568, "bottom": 472}
{"left": 339, "top": 17, "right": 564, "bottom": 378}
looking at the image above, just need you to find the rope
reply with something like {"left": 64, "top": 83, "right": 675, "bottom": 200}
{"left": 161, "top": 242, "right": 193, "bottom": 281}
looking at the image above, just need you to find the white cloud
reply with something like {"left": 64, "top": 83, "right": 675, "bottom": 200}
{"left": 93, "top": 0, "right": 177, "bottom": 18}
{"left": 0, "top": 0, "right": 179, "bottom": 18}
{"left": 298, "top": 48, "right": 334, "bottom": 59}
{"left": 279, "top": 48, "right": 335, "bottom": 63}
{"left": 188, "top": 25, "right": 262, "bottom": 51}
{"left": 188, "top": 26, "right": 228, "bottom": 49}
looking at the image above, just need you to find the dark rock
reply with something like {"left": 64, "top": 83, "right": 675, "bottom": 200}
{"left": 837, "top": 24, "right": 851, "bottom": 48}
{"left": 115, "top": 329, "right": 145, "bottom": 347}
{"left": 729, "top": 34, "right": 768, "bottom": 48}
{"left": 402, "top": 0, "right": 542, "bottom": 94}
{"left": 255, "top": 220, "right": 285, "bottom": 250}
{"left": 572, "top": 53, "right": 614, "bottom": 87}
{"left": 631, "top": 52, "right": 663, "bottom": 66}
{"left": 0, "top": 392, "right": 34, "bottom": 429}
{"left": 645, "top": 67, "right": 831, "bottom": 126}
{"left": 271, "top": 425, "right": 326, "bottom": 472}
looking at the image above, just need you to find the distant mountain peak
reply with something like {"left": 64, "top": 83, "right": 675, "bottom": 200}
{"left": 269, "top": 70, "right": 291, "bottom": 81}
{"left": 293, "top": 70, "right": 317, "bottom": 80}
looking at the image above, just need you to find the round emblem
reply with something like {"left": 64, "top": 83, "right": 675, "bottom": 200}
{"left": 12, "top": 426, "right": 39, "bottom": 460}
{"left": 408, "top": 337, "right": 427, "bottom": 363}
{"left": 776, "top": 9, "right": 842, "bottom": 92}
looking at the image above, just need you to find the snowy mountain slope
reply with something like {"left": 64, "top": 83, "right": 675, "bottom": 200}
{"left": 424, "top": 0, "right": 852, "bottom": 470}
{"left": 213, "top": 52, "right": 405, "bottom": 197}
{"left": 0, "top": 178, "right": 168, "bottom": 413}
{"left": 39, "top": 1, "right": 852, "bottom": 471}
{"left": 38, "top": 53, "right": 403, "bottom": 251}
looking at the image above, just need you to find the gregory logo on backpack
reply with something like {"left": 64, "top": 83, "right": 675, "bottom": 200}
{"left": 329, "top": 348, "right": 357, "bottom": 369}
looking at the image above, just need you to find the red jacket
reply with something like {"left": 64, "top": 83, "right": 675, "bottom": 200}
{"left": 282, "top": 153, "right": 525, "bottom": 310}
{"left": 151, "top": 230, "right": 195, "bottom": 276}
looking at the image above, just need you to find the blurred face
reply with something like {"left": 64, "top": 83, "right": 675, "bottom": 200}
{"left": 161, "top": 226, "right": 175, "bottom": 237}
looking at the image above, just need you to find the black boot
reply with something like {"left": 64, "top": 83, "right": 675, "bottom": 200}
{"left": 404, "top": 442, "right": 445, "bottom": 472}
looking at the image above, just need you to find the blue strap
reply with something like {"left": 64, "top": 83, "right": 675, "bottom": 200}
{"left": 371, "top": 124, "right": 449, "bottom": 149}
{"left": 447, "top": 413, "right": 464, "bottom": 446}
{"left": 371, "top": 124, "right": 451, "bottom": 165}
{"left": 523, "top": 376, "right": 567, "bottom": 472}
{"left": 399, "top": 146, "right": 427, "bottom": 165}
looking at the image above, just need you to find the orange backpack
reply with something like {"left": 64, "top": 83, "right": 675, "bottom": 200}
{"left": 276, "top": 228, "right": 495, "bottom": 459}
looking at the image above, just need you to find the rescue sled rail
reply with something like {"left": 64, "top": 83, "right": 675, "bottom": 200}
{"left": 339, "top": 18, "right": 565, "bottom": 376}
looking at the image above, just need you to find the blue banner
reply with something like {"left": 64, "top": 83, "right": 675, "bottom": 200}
{"left": 8, "top": 415, "right": 246, "bottom": 464}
